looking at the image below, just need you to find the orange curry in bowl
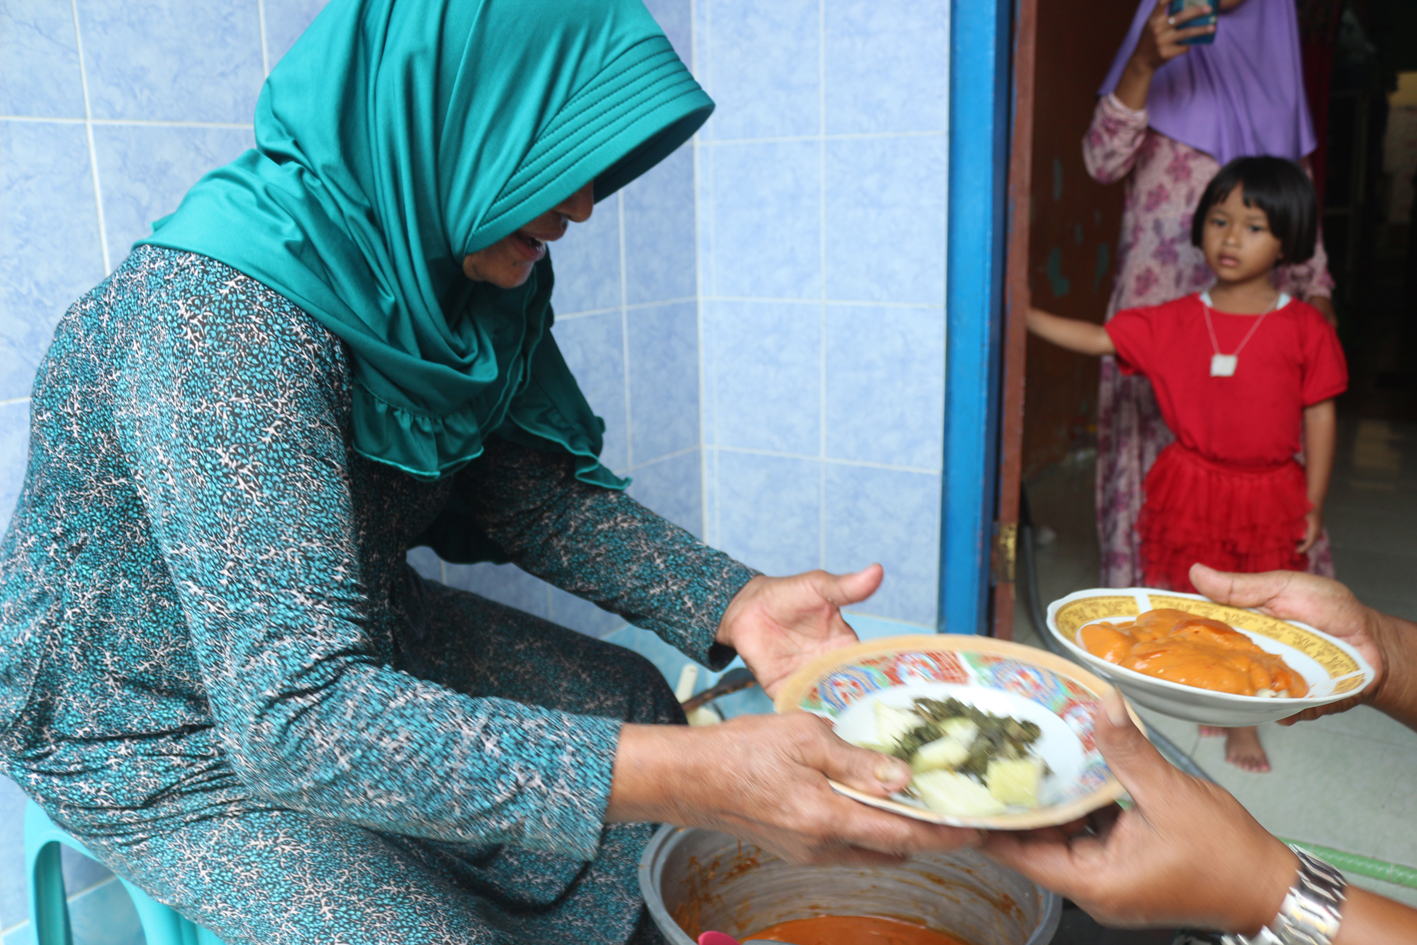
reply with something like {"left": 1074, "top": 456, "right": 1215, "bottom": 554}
{"left": 1078, "top": 609, "right": 1308, "bottom": 698}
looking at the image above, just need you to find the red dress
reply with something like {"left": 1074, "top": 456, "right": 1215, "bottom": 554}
{"left": 1104, "top": 293, "right": 1347, "bottom": 592}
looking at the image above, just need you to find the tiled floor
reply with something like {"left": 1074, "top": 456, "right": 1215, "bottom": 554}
{"left": 1015, "top": 418, "right": 1417, "bottom": 909}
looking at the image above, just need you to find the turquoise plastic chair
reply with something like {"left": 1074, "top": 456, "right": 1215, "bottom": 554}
{"left": 25, "top": 800, "right": 225, "bottom": 945}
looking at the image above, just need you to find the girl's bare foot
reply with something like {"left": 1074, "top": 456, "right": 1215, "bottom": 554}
{"left": 1223, "top": 726, "right": 1269, "bottom": 773}
{"left": 1199, "top": 725, "right": 1226, "bottom": 737}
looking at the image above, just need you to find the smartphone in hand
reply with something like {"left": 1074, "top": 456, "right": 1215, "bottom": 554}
{"left": 1168, "top": 0, "right": 1217, "bottom": 45}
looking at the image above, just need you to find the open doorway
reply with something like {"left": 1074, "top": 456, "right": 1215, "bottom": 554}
{"left": 1004, "top": 0, "right": 1417, "bottom": 907}
{"left": 1015, "top": 0, "right": 1417, "bottom": 596}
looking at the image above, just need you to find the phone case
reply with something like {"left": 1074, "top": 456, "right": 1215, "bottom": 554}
{"left": 1167, "top": 0, "right": 1216, "bottom": 45}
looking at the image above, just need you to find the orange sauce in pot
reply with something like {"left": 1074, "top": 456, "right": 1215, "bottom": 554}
{"left": 1078, "top": 609, "right": 1308, "bottom": 697}
{"left": 745, "top": 915, "right": 973, "bottom": 945}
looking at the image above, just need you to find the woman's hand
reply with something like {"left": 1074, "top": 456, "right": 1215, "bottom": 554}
{"left": 1132, "top": 0, "right": 1216, "bottom": 70}
{"left": 715, "top": 565, "right": 883, "bottom": 699}
{"left": 1188, "top": 563, "right": 1417, "bottom": 728}
{"left": 1114, "top": 0, "right": 1216, "bottom": 110}
{"left": 983, "top": 693, "right": 1297, "bottom": 934}
{"left": 609, "top": 713, "right": 977, "bottom": 865}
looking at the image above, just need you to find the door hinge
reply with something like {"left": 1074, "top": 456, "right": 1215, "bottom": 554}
{"left": 992, "top": 521, "right": 1017, "bottom": 586}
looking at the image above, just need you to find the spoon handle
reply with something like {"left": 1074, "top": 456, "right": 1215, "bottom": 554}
{"left": 682, "top": 667, "right": 757, "bottom": 713}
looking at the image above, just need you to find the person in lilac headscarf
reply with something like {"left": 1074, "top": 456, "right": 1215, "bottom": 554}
{"left": 1084, "top": 0, "right": 1337, "bottom": 773}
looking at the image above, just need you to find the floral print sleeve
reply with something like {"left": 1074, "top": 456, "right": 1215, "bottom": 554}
{"left": 1083, "top": 94, "right": 1151, "bottom": 184}
{"left": 435, "top": 440, "right": 754, "bottom": 668}
{"left": 111, "top": 254, "right": 621, "bottom": 860}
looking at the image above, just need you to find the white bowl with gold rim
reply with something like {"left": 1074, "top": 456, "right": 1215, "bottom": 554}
{"left": 1046, "top": 588, "right": 1376, "bottom": 726}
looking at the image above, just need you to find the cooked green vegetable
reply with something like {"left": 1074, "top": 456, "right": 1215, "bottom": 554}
{"left": 892, "top": 697, "right": 1041, "bottom": 778}
{"left": 855, "top": 696, "right": 1048, "bottom": 815}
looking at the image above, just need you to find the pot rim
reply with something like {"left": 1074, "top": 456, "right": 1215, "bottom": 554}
{"left": 637, "top": 824, "right": 1063, "bottom": 945}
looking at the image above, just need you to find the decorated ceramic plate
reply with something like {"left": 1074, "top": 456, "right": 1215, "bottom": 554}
{"left": 774, "top": 635, "right": 1140, "bottom": 830}
{"left": 1047, "top": 588, "right": 1377, "bottom": 727}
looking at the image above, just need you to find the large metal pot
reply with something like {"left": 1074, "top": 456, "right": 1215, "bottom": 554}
{"left": 639, "top": 826, "right": 1061, "bottom": 945}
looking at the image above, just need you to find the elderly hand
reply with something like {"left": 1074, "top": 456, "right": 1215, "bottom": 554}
{"left": 1187, "top": 563, "right": 1417, "bottom": 726}
{"left": 610, "top": 712, "right": 977, "bottom": 865}
{"left": 715, "top": 565, "right": 883, "bottom": 699}
{"left": 983, "top": 693, "right": 1297, "bottom": 934}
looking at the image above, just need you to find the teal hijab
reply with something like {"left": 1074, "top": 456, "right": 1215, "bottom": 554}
{"left": 139, "top": 0, "right": 712, "bottom": 486}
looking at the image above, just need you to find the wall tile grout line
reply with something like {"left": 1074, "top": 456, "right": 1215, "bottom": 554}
{"left": 87, "top": 119, "right": 254, "bottom": 129}
{"left": 619, "top": 191, "right": 633, "bottom": 470}
{"left": 700, "top": 0, "right": 719, "bottom": 546}
{"left": 702, "top": 296, "right": 943, "bottom": 310}
{"left": 711, "top": 447, "right": 720, "bottom": 548}
{"left": 0, "top": 115, "right": 86, "bottom": 124}
{"left": 628, "top": 444, "right": 701, "bottom": 472}
{"left": 554, "top": 296, "right": 698, "bottom": 321}
{"left": 257, "top": 0, "right": 271, "bottom": 76}
{"left": 0, "top": 116, "right": 256, "bottom": 130}
{"left": 706, "top": 0, "right": 720, "bottom": 547}
{"left": 713, "top": 445, "right": 939, "bottom": 475}
{"left": 69, "top": 0, "right": 111, "bottom": 275}
{"left": 689, "top": 0, "right": 708, "bottom": 541}
{"left": 817, "top": 0, "right": 827, "bottom": 572}
{"left": 0, "top": 397, "right": 32, "bottom": 408}
{"left": 700, "top": 130, "right": 945, "bottom": 146}
{"left": 840, "top": 611, "right": 934, "bottom": 632}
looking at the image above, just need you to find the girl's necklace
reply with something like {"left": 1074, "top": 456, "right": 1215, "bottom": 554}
{"left": 1201, "top": 290, "right": 1284, "bottom": 377}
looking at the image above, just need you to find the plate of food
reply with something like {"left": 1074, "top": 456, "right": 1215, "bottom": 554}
{"left": 774, "top": 635, "right": 1141, "bottom": 830}
{"left": 1046, "top": 588, "right": 1377, "bottom": 727}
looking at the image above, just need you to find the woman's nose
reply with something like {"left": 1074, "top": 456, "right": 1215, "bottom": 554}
{"left": 556, "top": 183, "right": 594, "bottom": 224}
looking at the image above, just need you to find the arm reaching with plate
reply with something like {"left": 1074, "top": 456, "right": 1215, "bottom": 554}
{"left": 1189, "top": 563, "right": 1417, "bottom": 730}
{"left": 983, "top": 693, "right": 1417, "bottom": 943}
{"left": 608, "top": 713, "right": 979, "bottom": 865}
{"left": 610, "top": 563, "right": 982, "bottom": 866}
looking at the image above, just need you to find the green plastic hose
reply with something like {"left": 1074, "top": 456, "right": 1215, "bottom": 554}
{"left": 1280, "top": 840, "right": 1417, "bottom": 890}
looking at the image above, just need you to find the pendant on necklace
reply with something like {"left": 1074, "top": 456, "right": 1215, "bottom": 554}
{"left": 1210, "top": 353, "right": 1238, "bottom": 377}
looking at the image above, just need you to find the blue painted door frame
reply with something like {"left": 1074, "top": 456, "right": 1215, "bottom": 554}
{"left": 940, "top": 0, "right": 1013, "bottom": 634}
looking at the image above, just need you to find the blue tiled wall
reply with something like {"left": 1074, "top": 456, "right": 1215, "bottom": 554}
{"left": 695, "top": 0, "right": 950, "bottom": 630}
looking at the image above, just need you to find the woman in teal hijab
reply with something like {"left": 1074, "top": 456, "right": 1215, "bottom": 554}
{"left": 0, "top": 0, "right": 970, "bottom": 941}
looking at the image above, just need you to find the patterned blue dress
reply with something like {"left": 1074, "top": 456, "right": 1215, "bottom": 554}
{"left": 0, "top": 247, "right": 754, "bottom": 944}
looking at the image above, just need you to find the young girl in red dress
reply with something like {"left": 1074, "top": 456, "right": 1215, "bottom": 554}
{"left": 1027, "top": 156, "right": 1347, "bottom": 772}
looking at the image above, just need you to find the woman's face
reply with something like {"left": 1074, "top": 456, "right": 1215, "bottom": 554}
{"left": 1200, "top": 184, "right": 1284, "bottom": 282}
{"left": 462, "top": 182, "right": 595, "bottom": 288}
